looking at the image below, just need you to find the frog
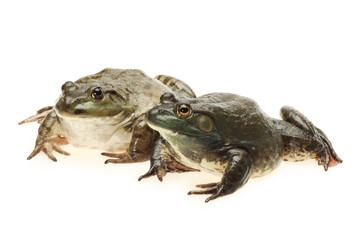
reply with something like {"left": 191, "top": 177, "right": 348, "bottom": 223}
{"left": 19, "top": 68, "right": 198, "bottom": 171}
{"left": 138, "top": 92, "right": 343, "bottom": 202}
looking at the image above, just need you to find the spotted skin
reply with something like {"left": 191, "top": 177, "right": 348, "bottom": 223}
{"left": 155, "top": 75, "right": 196, "bottom": 99}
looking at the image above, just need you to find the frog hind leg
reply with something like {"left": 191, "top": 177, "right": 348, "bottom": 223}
{"left": 138, "top": 137, "right": 200, "bottom": 181}
{"left": 277, "top": 106, "right": 343, "bottom": 170}
{"left": 27, "top": 110, "right": 70, "bottom": 162}
{"left": 102, "top": 118, "right": 156, "bottom": 164}
{"left": 18, "top": 106, "right": 53, "bottom": 125}
{"left": 155, "top": 75, "right": 196, "bottom": 98}
{"left": 188, "top": 148, "right": 253, "bottom": 203}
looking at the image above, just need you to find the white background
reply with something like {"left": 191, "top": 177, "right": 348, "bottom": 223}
{"left": 1, "top": 1, "right": 359, "bottom": 239}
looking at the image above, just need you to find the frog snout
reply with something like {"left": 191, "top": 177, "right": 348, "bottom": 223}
{"left": 160, "top": 92, "right": 177, "bottom": 103}
{"left": 147, "top": 107, "right": 165, "bottom": 117}
{"left": 55, "top": 95, "right": 87, "bottom": 115}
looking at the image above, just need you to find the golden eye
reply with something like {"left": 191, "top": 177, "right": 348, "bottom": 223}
{"left": 196, "top": 115, "right": 213, "bottom": 132}
{"left": 91, "top": 87, "right": 103, "bottom": 99}
{"left": 177, "top": 104, "right": 191, "bottom": 118}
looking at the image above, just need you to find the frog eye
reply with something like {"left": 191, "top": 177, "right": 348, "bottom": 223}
{"left": 91, "top": 87, "right": 103, "bottom": 100}
{"left": 196, "top": 115, "right": 213, "bottom": 132}
{"left": 177, "top": 104, "right": 192, "bottom": 118}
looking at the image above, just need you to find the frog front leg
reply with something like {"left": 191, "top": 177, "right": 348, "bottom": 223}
{"left": 188, "top": 149, "right": 253, "bottom": 203}
{"left": 18, "top": 106, "right": 53, "bottom": 125}
{"left": 280, "top": 106, "right": 343, "bottom": 170}
{"left": 138, "top": 138, "right": 200, "bottom": 181}
{"left": 27, "top": 110, "right": 70, "bottom": 162}
{"left": 102, "top": 119, "right": 157, "bottom": 164}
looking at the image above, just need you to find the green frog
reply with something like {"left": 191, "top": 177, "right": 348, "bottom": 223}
{"left": 139, "top": 92, "right": 343, "bottom": 202}
{"left": 19, "top": 68, "right": 197, "bottom": 169}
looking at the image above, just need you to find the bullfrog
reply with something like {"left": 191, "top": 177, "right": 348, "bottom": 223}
{"left": 19, "top": 68, "right": 197, "bottom": 169}
{"left": 139, "top": 92, "right": 343, "bottom": 202}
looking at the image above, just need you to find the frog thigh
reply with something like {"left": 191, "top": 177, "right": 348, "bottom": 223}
{"left": 155, "top": 75, "right": 196, "bottom": 98}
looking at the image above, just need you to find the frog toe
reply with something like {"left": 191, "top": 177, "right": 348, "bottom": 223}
{"left": 195, "top": 182, "right": 218, "bottom": 188}
{"left": 188, "top": 187, "right": 217, "bottom": 196}
{"left": 27, "top": 146, "right": 42, "bottom": 161}
{"left": 102, "top": 152, "right": 136, "bottom": 164}
{"left": 322, "top": 151, "right": 330, "bottom": 171}
{"left": 187, "top": 185, "right": 218, "bottom": 195}
{"left": 43, "top": 147, "right": 58, "bottom": 162}
{"left": 27, "top": 137, "right": 69, "bottom": 162}
{"left": 53, "top": 144, "right": 70, "bottom": 156}
{"left": 205, "top": 190, "right": 224, "bottom": 203}
{"left": 318, "top": 152, "right": 341, "bottom": 171}
{"left": 166, "top": 161, "right": 200, "bottom": 173}
{"left": 188, "top": 182, "right": 226, "bottom": 202}
{"left": 316, "top": 138, "right": 343, "bottom": 171}
{"left": 138, "top": 163, "right": 166, "bottom": 182}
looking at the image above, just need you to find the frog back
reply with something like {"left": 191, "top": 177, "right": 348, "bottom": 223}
{"left": 74, "top": 69, "right": 174, "bottom": 116}
{"left": 75, "top": 69, "right": 195, "bottom": 117}
{"left": 195, "top": 93, "right": 283, "bottom": 176}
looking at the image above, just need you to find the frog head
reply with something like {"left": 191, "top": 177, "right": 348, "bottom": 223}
{"left": 146, "top": 93, "right": 222, "bottom": 151}
{"left": 55, "top": 80, "right": 133, "bottom": 118}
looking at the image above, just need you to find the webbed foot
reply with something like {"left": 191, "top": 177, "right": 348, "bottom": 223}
{"left": 138, "top": 159, "right": 167, "bottom": 181}
{"left": 27, "top": 136, "right": 70, "bottom": 162}
{"left": 187, "top": 149, "right": 253, "bottom": 203}
{"left": 280, "top": 106, "right": 343, "bottom": 171}
{"left": 139, "top": 137, "right": 199, "bottom": 182}
{"left": 138, "top": 158, "right": 199, "bottom": 182}
{"left": 315, "top": 128, "right": 343, "bottom": 171}
{"left": 188, "top": 182, "right": 226, "bottom": 203}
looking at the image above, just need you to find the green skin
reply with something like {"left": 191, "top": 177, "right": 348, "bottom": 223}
{"left": 19, "top": 68, "right": 196, "bottom": 169}
{"left": 140, "top": 92, "right": 343, "bottom": 202}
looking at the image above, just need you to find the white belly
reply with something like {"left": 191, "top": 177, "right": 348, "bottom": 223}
{"left": 58, "top": 114, "right": 133, "bottom": 152}
{"left": 170, "top": 144, "right": 227, "bottom": 177}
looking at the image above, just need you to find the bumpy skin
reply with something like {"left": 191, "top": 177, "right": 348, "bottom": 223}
{"left": 140, "top": 92, "right": 342, "bottom": 202}
{"left": 19, "top": 68, "right": 196, "bottom": 165}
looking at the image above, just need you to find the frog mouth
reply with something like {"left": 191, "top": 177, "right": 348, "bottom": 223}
{"left": 55, "top": 107, "right": 88, "bottom": 117}
{"left": 73, "top": 109, "right": 86, "bottom": 115}
{"left": 147, "top": 121, "right": 203, "bottom": 138}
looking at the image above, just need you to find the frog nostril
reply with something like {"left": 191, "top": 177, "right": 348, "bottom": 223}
{"left": 62, "top": 81, "right": 76, "bottom": 93}
{"left": 160, "top": 92, "right": 177, "bottom": 103}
